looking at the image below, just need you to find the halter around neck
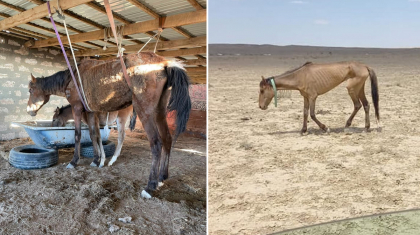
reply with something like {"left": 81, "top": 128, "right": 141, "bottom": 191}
{"left": 269, "top": 78, "right": 278, "bottom": 107}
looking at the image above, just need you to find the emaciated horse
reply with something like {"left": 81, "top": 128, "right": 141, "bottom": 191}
{"left": 27, "top": 52, "right": 191, "bottom": 198}
{"left": 259, "top": 61, "right": 379, "bottom": 134}
{"left": 52, "top": 104, "right": 134, "bottom": 166}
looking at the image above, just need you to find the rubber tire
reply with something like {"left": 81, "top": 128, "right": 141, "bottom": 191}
{"left": 80, "top": 140, "right": 115, "bottom": 158}
{"left": 9, "top": 145, "right": 58, "bottom": 170}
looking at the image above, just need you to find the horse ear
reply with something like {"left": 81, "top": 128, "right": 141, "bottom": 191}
{"left": 30, "top": 73, "right": 36, "bottom": 83}
{"left": 55, "top": 107, "right": 60, "bottom": 114}
{"left": 261, "top": 76, "right": 265, "bottom": 81}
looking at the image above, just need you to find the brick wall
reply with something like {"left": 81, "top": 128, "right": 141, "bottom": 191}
{"left": 0, "top": 35, "right": 69, "bottom": 141}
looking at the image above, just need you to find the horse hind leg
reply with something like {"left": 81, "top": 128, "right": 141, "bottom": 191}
{"left": 359, "top": 87, "right": 370, "bottom": 130}
{"left": 132, "top": 96, "right": 162, "bottom": 199}
{"left": 108, "top": 110, "right": 129, "bottom": 166}
{"left": 87, "top": 113, "right": 104, "bottom": 167}
{"left": 345, "top": 86, "right": 362, "bottom": 128}
{"left": 156, "top": 89, "right": 172, "bottom": 187}
{"left": 67, "top": 104, "right": 83, "bottom": 169}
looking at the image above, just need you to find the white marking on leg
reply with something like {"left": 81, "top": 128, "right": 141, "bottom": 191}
{"left": 99, "top": 139, "right": 106, "bottom": 168}
{"left": 108, "top": 114, "right": 126, "bottom": 166}
{"left": 66, "top": 163, "right": 75, "bottom": 169}
{"left": 141, "top": 190, "right": 152, "bottom": 199}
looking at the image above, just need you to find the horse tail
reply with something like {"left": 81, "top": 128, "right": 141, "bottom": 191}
{"left": 129, "top": 108, "right": 137, "bottom": 131}
{"left": 165, "top": 63, "right": 191, "bottom": 143}
{"left": 367, "top": 67, "right": 379, "bottom": 122}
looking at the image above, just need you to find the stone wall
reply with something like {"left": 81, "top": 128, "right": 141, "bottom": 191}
{"left": 0, "top": 34, "right": 69, "bottom": 141}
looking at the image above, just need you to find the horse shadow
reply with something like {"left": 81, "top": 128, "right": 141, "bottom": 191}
{"left": 269, "top": 126, "right": 380, "bottom": 136}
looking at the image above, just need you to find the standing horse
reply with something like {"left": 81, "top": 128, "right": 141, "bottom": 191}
{"left": 259, "top": 61, "right": 379, "bottom": 134}
{"left": 52, "top": 104, "right": 134, "bottom": 166}
{"left": 27, "top": 52, "right": 191, "bottom": 198}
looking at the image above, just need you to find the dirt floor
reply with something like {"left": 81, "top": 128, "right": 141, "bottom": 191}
{"left": 0, "top": 130, "right": 206, "bottom": 234}
{"left": 208, "top": 45, "right": 420, "bottom": 234}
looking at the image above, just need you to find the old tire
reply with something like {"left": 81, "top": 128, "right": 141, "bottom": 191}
{"left": 9, "top": 145, "right": 58, "bottom": 170}
{"left": 80, "top": 141, "right": 115, "bottom": 158}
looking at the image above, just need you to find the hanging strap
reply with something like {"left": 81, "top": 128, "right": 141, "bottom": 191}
{"left": 103, "top": 0, "right": 132, "bottom": 87}
{"left": 270, "top": 78, "right": 278, "bottom": 107}
{"left": 47, "top": 2, "right": 91, "bottom": 112}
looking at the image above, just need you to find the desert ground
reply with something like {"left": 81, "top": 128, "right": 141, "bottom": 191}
{"left": 0, "top": 130, "right": 206, "bottom": 234}
{"left": 208, "top": 45, "right": 420, "bottom": 234}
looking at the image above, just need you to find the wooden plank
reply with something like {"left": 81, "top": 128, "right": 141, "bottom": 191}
{"left": 28, "top": 10, "right": 206, "bottom": 48}
{"left": 157, "top": 47, "right": 206, "bottom": 57}
{"left": 184, "top": 58, "right": 206, "bottom": 66}
{"left": 74, "top": 36, "right": 206, "bottom": 56}
{"left": 186, "top": 67, "right": 206, "bottom": 73}
{"left": 186, "top": 0, "right": 204, "bottom": 10}
{"left": 0, "top": 0, "right": 94, "bottom": 31}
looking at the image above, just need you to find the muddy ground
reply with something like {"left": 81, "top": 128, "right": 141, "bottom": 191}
{"left": 208, "top": 45, "right": 420, "bottom": 234}
{"left": 0, "top": 130, "right": 206, "bottom": 234}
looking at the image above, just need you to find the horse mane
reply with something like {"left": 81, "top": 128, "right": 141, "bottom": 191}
{"left": 58, "top": 104, "right": 71, "bottom": 113}
{"left": 279, "top": 61, "right": 312, "bottom": 77}
{"left": 32, "top": 69, "right": 72, "bottom": 94}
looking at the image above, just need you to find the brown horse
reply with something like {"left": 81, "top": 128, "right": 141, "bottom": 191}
{"left": 27, "top": 52, "right": 191, "bottom": 198}
{"left": 259, "top": 61, "right": 379, "bottom": 134}
{"left": 52, "top": 104, "right": 134, "bottom": 167}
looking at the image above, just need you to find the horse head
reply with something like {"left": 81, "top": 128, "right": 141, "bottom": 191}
{"left": 259, "top": 76, "right": 275, "bottom": 110}
{"left": 27, "top": 73, "right": 50, "bottom": 116}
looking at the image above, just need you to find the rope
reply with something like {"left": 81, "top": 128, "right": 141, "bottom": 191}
{"left": 46, "top": 1, "right": 91, "bottom": 112}
{"left": 55, "top": 1, "right": 92, "bottom": 112}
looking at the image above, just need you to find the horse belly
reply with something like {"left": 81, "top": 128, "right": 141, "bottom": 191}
{"left": 84, "top": 74, "right": 133, "bottom": 112}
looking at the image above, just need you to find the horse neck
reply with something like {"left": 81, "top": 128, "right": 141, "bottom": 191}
{"left": 37, "top": 71, "right": 70, "bottom": 97}
{"left": 273, "top": 72, "right": 301, "bottom": 90}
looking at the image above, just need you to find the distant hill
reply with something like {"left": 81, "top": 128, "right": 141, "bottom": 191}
{"left": 209, "top": 44, "right": 420, "bottom": 56}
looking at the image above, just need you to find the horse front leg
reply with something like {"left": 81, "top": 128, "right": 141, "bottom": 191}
{"left": 67, "top": 104, "right": 83, "bottom": 169}
{"left": 86, "top": 112, "right": 103, "bottom": 167}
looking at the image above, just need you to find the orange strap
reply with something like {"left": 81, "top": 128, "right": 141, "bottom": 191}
{"left": 103, "top": 0, "right": 132, "bottom": 87}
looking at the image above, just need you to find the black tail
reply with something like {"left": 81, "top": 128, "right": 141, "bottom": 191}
{"left": 129, "top": 109, "right": 137, "bottom": 131}
{"left": 368, "top": 67, "right": 379, "bottom": 122}
{"left": 166, "top": 66, "right": 191, "bottom": 142}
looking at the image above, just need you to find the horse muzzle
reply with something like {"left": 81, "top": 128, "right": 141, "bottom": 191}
{"left": 27, "top": 105, "right": 39, "bottom": 116}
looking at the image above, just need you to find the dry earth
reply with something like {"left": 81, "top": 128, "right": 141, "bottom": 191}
{"left": 208, "top": 45, "right": 420, "bottom": 234}
{"left": 0, "top": 130, "right": 206, "bottom": 234}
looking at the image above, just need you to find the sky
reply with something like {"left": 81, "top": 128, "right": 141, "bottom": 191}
{"left": 209, "top": 0, "right": 420, "bottom": 48}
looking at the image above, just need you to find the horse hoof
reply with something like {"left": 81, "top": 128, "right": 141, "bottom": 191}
{"left": 66, "top": 163, "right": 75, "bottom": 169}
{"left": 108, "top": 159, "right": 116, "bottom": 166}
{"left": 300, "top": 131, "right": 308, "bottom": 136}
{"left": 326, "top": 128, "right": 330, "bottom": 133}
{"left": 141, "top": 190, "right": 152, "bottom": 199}
{"left": 90, "top": 162, "right": 99, "bottom": 167}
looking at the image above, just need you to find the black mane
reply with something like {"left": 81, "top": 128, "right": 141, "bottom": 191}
{"left": 33, "top": 69, "right": 71, "bottom": 94}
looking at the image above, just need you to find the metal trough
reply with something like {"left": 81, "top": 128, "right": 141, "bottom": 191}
{"left": 12, "top": 121, "right": 115, "bottom": 149}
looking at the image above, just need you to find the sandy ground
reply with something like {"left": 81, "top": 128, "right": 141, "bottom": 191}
{"left": 0, "top": 130, "right": 206, "bottom": 234}
{"left": 208, "top": 46, "right": 420, "bottom": 234}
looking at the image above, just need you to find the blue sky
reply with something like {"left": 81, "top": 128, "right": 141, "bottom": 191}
{"left": 209, "top": 0, "right": 420, "bottom": 48}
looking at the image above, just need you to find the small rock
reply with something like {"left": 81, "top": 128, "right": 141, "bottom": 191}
{"left": 109, "top": 224, "right": 120, "bottom": 233}
{"left": 118, "top": 216, "right": 132, "bottom": 223}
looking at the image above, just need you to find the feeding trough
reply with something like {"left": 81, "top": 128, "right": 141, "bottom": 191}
{"left": 12, "top": 120, "right": 115, "bottom": 149}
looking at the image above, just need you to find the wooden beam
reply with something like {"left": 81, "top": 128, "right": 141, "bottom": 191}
{"left": 75, "top": 36, "right": 206, "bottom": 56}
{"left": 188, "top": 73, "right": 206, "bottom": 84}
{"left": 0, "top": 0, "right": 94, "bottom": 31}
{"left": 157, "top": 47, "right": 206, "bottom": 57}
{"left": 0, "top": 31, "right": 31, "bottom": 40}
{"left": 86, "top": 2, "right": 131, "bottom": 25}
{"left": 28, "top": 10, "right": 206, "bottom": 48}
{"left": 186, "top": 0, "right": 204, "bottom": 10}
{"left": 172, "top": 26, "right": 194, "bottom": 38}
{"left": 184, "top": 58, "right": 206, "bottom": 66}
{"left": 124, "top": 0, "right": 160, "bottom": 18}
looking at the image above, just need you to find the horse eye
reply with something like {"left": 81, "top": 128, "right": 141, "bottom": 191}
{"left": 29, "top": 88, "right": 33, "bottom": 93}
